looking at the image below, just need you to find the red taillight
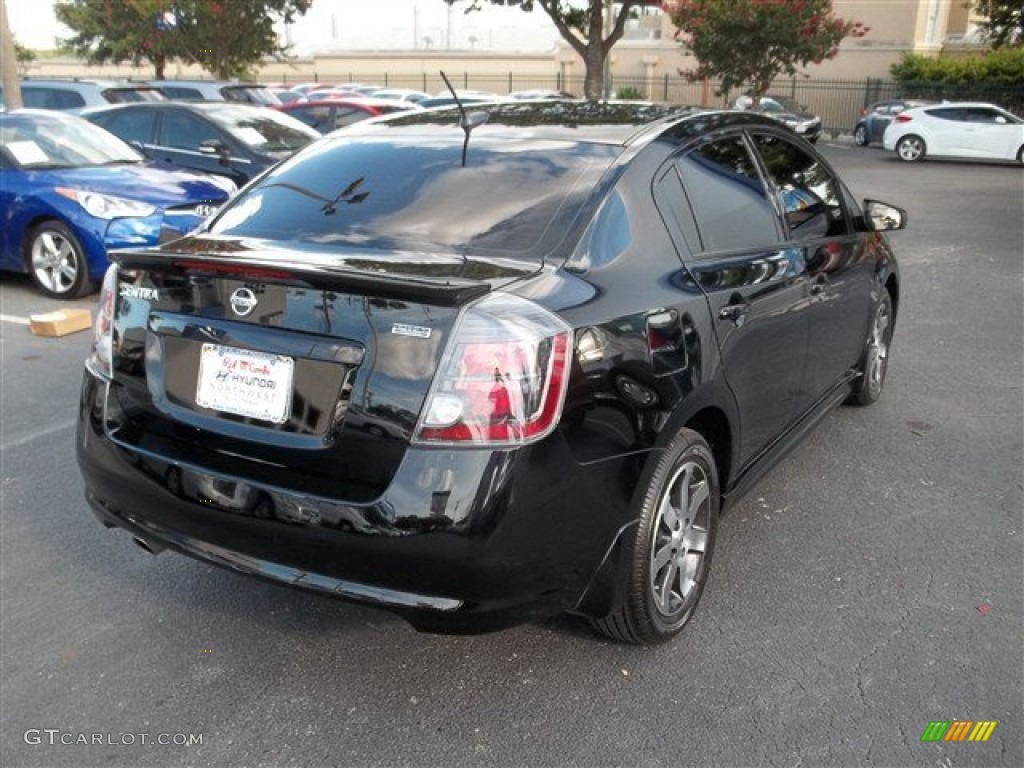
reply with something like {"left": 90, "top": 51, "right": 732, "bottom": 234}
{"left": 859, "top": 106, "right": 868, "bottom": 118}
{"left": 413, "top": 293, "right": 571, "bottom": 447}
{"left": 174, "top": 260, "right": 292, "bottom": 281}
{"left": 89, "top": 264, "right": 118, "bottom": 379}
{"left": 894, "top": 114, "right": 913, "bottom": 123}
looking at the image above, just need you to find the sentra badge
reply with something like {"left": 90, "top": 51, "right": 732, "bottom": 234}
{"left": 119, "top": 284, "right": 159, "bottom": 301}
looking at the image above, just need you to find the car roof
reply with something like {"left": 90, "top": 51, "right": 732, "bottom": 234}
{"left": 341, "top": 101, "right": 783, "bottom": 148}
{"left": 148, "top": 80, "right": 264, "bottom": 87}
{"left": 285, "top": 97, "right": 410, "bottom": 109}
{"left": 19, "top": 79, "right": 151, "bottom": 90}
{"left": 911, "top": 101, "right": 1008, "bottom": 109}
{"left": 82, "top": 101, "right": 266, "bottom": 116}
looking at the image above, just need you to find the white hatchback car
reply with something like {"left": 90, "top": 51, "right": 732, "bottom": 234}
{"left": 883, "top": 101, "right": 1024, "bottom": 164}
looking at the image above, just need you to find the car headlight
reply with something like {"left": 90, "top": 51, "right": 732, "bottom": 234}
{"left": 55, "top": 188, "right": 157, "bottom": 220}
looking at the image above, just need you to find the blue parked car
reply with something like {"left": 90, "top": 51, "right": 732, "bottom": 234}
{"left": 0, "top": 110, "right": 235, "bottom": 298}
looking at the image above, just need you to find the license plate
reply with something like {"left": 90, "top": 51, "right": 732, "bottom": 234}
{"left": 196, "top": 344, "right": 293, "bottom": 424}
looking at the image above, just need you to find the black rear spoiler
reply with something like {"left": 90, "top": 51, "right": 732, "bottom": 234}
{"left": 112, "top": 250, "right": 492, "bottom": 308}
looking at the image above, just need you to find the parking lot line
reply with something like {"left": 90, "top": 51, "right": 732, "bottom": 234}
{"left": 0, "top": 313, "right": 31, "bottom": 326}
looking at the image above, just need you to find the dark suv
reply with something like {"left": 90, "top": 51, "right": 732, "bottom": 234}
{"left": 76, "top": 103, "right": 904, "bottom": 644}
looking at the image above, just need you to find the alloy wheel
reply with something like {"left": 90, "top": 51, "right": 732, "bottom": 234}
{"left": 648, "top": 460, "right": 711, "bottom": 619}
{"left": 866, "top": 299, "right": 891, "bottom": 398}
{"left": 896, "top": 136, "right": 924, "bottom": 162}
{"left": 31, "top": 228, "right": 81, "bottom": 295}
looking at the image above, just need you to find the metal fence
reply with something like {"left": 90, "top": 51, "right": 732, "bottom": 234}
{"left": 275, "top": 72, "right": 1024, "bottom": 136}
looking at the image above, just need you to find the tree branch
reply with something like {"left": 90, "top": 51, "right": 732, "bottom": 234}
{"left": 538, "top": 0, "right": 587, "bottom": 58}
{"left": 604, "top": 0, "right": 640, "bottom": 54}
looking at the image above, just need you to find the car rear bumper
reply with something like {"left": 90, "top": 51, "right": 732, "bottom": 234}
{"left": 76, "top": 368, "right": 640, "bottom": 633}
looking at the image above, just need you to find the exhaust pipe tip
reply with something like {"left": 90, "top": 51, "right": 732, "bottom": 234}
{"left": 132, "top": 536, "right": 165, "bottom": 555}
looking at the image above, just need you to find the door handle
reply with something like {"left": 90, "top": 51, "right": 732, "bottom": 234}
{"left": 718, "top": 302, "right": 750, "bottom": 325}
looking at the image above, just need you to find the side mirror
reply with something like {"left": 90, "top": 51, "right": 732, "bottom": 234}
{"left": 864, "top": 199, "right": 908, "bottom": 232}
{"left": 995, "top": 115, "right": 1007, "bottom": 125}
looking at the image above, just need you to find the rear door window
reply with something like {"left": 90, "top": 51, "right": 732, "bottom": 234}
{"left": 100, "top": 109, "right": 157, "bottom": 144}
{"left": 674, "top": 136, "right": 781, "bottom": 254}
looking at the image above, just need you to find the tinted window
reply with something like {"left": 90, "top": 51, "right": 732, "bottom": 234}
{"left": 161, "top": 111, "right": 221, "bottom": 149}
{"left": 161, "top": 86, "right": 204, "bottom": 100}
{"left": 208, "top": 137, "right": 618, "bottom": 260}
{"left": 751, "top": 133, "right": 848, "bottom": 240}
{"left": 103, "top": 88, "right": 166, "bottom": 103}
{"left": 967, "top": 107, "right": 1012, "bottom": 124}
{"left": 204, "top": 105, "right": 317, "bottom": 151}
{"left": 101, "top": 110, "right": 156, "bottom": 144}
{"left": 288, "top": 106, "right": 332, "bottom": 131}
{"left": 334, "top": 107, "right": 371, "bottom": 128}
{"left": 928, "top": 108, "right": 967, "bottom": 122}
{"left": 653, "top": 167, "right": 699, "bottom": 256}
{"left": 22, "top": 88, "right": 87, "bottom": 110}
{"left": 220, "top": 86, "right": 280, "bottom": 105}
{"left": 675, "top": 136, "right": 780, "bottom": 253}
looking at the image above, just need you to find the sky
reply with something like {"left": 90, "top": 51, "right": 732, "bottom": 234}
{"left": 7, "top": 0, "right": 563, "bottom": 54}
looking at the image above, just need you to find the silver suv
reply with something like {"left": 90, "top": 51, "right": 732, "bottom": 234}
{"left": 1, "top": 80, "right": 166, "bottom": 112}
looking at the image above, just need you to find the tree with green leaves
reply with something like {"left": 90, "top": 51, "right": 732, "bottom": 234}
{"left": 970, "top": 1, "right": 1023, "bottom": 48}
{"left": 55, "top": 0, "right": 181, "bottom": 78}
{"left": 55, "top": 0, "right": 311, "bottom": 80}
{"left": 170, "top": 0, "right": 312, "bottom": 80}
{"left": 666, "top": 0, "right": 868, "bottom": 100}
{"left": 445, "top": 1, "right": 663, "bottom": 100}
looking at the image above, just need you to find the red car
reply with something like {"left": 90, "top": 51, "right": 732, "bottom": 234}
{"left": 274, "top": 97, "right": 414, "bottom": 134}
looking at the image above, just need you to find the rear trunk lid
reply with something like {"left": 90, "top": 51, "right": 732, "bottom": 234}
{"left": 105, "top": 236, "right": 537, "bottom": 502}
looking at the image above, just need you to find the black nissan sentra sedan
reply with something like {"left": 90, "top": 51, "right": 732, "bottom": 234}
{"left": 76, "top": 102, "right": 904, "bottom": 644}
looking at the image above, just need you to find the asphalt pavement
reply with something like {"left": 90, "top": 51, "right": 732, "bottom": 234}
{"left": 1, "top": 144, "right": 1021, "bottom": 768}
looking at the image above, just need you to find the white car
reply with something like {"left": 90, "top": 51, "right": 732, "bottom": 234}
{"left": 883, "top": 101, "right": 1024, "bottom": 164}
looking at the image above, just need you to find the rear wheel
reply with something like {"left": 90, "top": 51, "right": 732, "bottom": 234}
{"left": 592, "top": 429, "right": 719, "bottom": 644}
{"left": 1017, "top": 146, "right": 1023, "bottom": 166}
{"left": 853, "top": 124, "right": 869, "bottom": 146}
{"left": 26, "top": 220, "right": 94, "bottom": 299}
{"left": 896, "top": 135, "right": 926, "bottom": 162}
{"left": 848, "top": 291, "right": 893, "bottom": 406}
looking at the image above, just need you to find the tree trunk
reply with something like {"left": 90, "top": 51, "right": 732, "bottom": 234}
{"left": 583, "top": 45, "right": 606, "bottom": 101}
{"left": 0, "top": 0, "right": 23, "bottom": 109}
{"left": 153, "top": 55, "right": 166, "bottom": 80}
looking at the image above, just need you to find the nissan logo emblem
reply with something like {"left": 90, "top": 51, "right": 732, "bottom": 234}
{"left": 230, "top": 287, "right": 258, "bottom": 317}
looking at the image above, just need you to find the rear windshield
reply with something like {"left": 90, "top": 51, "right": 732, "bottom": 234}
{"left": 204, "top": 105, "right": 318, "bottom": 151}
{"left": 221, "top": 86, "right": 281, "bottom": 106}
{"left": 207, "top": 137, "right": 618, "bottom": 260}
{"left": 103, "top": 87, "right": 167, "bottom": 103}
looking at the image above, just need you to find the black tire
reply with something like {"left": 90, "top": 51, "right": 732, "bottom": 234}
{"left": 895, "top": 135, "right": 926, "bottom": 162}
{"left": 25, "top": 220, "right": 95, "bottom": 299}
{"left": 1017, "top": 146, "right": 1023, "bottom": 166}
{"left": 853, "top": 124, "right": 869, "bottom": 147}
{"left": 592, "top": 428, "right": 719, "bottom": 644}
{"left": 847, "top": 291, "right": 894, "bottom": 407}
